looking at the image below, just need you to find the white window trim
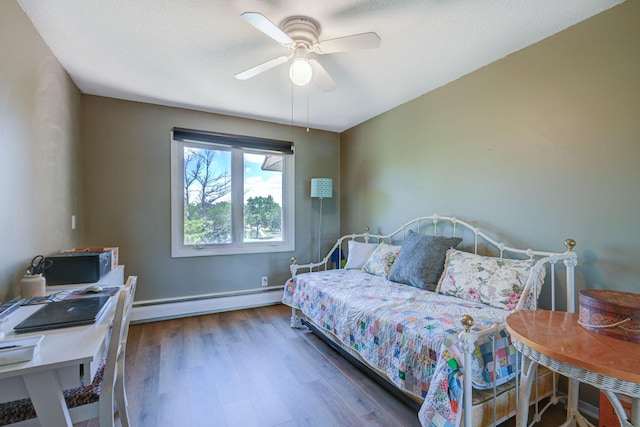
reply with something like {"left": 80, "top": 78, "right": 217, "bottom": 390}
{"left": 170, "top": 134, "right": 295, "bottom": 258}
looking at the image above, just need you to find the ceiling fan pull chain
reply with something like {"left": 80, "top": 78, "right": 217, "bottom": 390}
{"left": 290, "top": 79, "right": 295, "bottom": 140}
{"left": 306, "top": 84, "right": 310, "bottom": 133}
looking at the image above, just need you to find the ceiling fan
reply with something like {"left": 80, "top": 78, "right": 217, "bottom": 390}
{"left": 235, "top": 12, "right": 381, "bottom": 92}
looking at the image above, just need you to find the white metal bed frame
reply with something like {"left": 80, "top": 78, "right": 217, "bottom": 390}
{"left": 288, "top": 214, "right": 578, "bottom": 427}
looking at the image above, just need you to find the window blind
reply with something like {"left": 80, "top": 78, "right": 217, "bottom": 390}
{"left": 173, "top": 127, "right": 293, "bottom": 155}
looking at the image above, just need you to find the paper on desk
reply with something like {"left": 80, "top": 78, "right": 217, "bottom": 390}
{"left": 64, "top": 286, "right": 120, "bottom": 300}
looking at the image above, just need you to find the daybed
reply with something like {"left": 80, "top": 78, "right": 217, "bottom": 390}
{"left": 282, "top": 215, "right": 578, "bottom": 427}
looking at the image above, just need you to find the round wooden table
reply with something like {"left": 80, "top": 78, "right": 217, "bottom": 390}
{"left": 506, "top": 310, "right": 640, "bottom": 427}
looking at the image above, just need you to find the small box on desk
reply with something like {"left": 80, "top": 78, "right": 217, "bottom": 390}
{"left": 0, "top": 335, "right": 44, "bottom": 365}
{"left": 44, "top": 251, "right": 112, "bottom": 285}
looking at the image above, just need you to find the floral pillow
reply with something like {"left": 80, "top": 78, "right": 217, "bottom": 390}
{"left": 362, "top": 242, "right": 401, "bottom": 277}
{"left": 344, "top": 240, "right": 379, "bottom": 270}
{"left": 436, "top": 249, "right": 545, "bottom": 310}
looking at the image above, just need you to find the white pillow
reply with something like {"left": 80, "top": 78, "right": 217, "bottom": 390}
{"left": 344, "top": 240, "right": 378, "bottom": 270}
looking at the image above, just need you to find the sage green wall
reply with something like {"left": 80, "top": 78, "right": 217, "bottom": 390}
{"left": 342, "top": 2, "right": 639, "bottom": 407}
{"left": 81, "top": 96, "right": 339, "bottom": 302}
{"left": 341, "top": 0, "right": 639, "bottom": 299}
{"left": 0, "top": 1, "right": 83, "bottom": 300}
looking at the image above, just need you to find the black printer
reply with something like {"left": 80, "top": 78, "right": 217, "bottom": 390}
{"left": 44, "top": 251, "right": 112, "bottom": 285}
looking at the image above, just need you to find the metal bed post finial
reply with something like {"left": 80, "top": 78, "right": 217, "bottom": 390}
{"left": 461, "top": 315, "right": 475, "bottom": 333}
{"left": 564, "top": 238, "right": 576, "bottom": 252}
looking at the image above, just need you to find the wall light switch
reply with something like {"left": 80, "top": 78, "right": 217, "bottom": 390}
{"left": 71, "top": 215, "right": 76, "bottom": 230}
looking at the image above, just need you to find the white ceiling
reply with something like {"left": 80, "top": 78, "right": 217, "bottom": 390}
{"left": 18, "top": 0, "right": 624, "bottom": 133}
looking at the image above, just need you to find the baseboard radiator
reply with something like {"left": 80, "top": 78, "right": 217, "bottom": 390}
{"left": 130, "top": 286, "right": 284, "bottom": 323}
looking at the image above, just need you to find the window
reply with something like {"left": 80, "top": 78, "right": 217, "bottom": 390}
{"left": 171, "top": 128, "right": 295, "bottom": 257}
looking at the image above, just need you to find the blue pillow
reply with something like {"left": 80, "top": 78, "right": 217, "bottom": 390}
{"left": 387, "top": 230, "right": 462, "bottom": 290}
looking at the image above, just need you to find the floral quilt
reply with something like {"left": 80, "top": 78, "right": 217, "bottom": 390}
{"left": 282, "top": 269, "right": 520, "bottom": 427}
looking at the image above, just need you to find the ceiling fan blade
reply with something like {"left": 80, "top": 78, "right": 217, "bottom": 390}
{"left": 309, "top": 59, "right": 337, "bottom": 92}
{"left": 314, "top": 32, "right": 381, "bottom": 54}
{"left": 235, "top": 55, "right": 291, "bottom": 80}
{"left": 241, "top": 12, "right": 293, "bottom": 46}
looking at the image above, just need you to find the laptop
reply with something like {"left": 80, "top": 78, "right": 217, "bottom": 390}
{"left": 13, "top": 296, "right": 111, "bottom": 334}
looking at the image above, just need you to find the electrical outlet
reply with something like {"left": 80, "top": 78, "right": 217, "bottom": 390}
{"left": 261, "top": 276, "right": 268, "bottom": 287}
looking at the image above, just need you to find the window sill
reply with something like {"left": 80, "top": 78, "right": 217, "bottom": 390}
{"left": 171, "top": 242, "right": 295, "bottom": 258}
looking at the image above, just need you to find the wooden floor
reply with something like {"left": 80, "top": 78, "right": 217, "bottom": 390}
{"left": 77, "top": 304, "right": 584, "bottom": 427}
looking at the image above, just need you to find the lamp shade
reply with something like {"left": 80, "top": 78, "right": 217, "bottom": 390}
{"left": 310, "top": 178, "right": 332, "bottom": 199}
{"left": 289, "top": 58, "right": 313, "bottom": 86}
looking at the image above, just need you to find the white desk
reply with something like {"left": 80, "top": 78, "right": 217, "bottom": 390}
{"left": 0, "top": 266, "right": 124, "bottom": 427}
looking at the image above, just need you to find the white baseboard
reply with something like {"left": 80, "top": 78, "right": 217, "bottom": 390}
{"left": 578, "top": 397, "right": 600, "bottom": 421}
{"left": 550, "top": 391, "right": 599, "bottom": 422}
{"left": 130, "top": 286, "right": 284, "bottom": 323}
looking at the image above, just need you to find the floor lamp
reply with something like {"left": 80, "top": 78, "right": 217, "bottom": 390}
{"left": 310, "top": 178, "right": 333, "bottom": 262}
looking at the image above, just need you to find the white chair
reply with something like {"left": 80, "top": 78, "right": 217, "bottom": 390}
{"left": 112, "top": 276, "right": 137, "bottom": 427}
{"left": 0, "top": 276, "right": 137, "bottom": 426}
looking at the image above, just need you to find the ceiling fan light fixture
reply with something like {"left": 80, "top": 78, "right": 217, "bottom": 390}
{"left": 289, "top": 57, "right": 312, "bottom": 86}
{"left": 237, "top": 12, "right": 378, "bottom": 92}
